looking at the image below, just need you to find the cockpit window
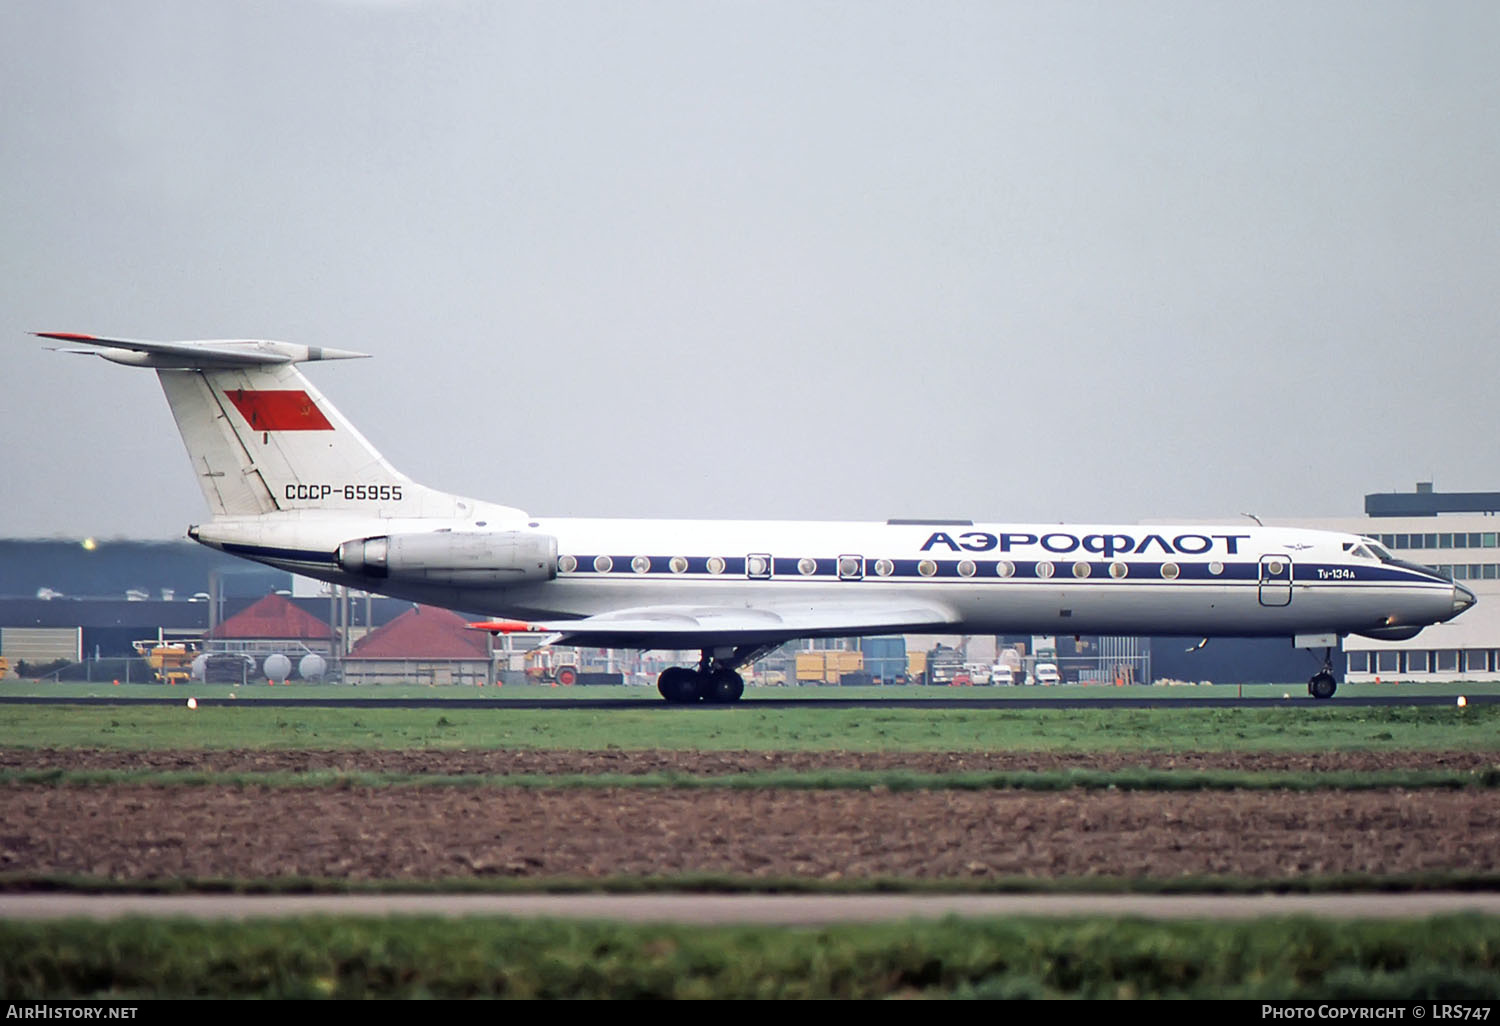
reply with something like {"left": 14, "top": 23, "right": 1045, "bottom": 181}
{"left": 1349, "top": 544, "right": 1373, "bottom": 560}
{"left": 1364, "top": 542, "right": 1394, "bottom": 562}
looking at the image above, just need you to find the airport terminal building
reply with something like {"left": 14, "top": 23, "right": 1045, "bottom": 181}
{"left": 1254, "top": 483, "right": 1500, "bottom": 684}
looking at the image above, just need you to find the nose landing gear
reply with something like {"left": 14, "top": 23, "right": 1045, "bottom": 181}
{"left": 1308, "top": 648, "right": 1338, "bottom": 700}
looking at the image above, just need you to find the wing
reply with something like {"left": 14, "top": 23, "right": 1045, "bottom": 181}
{"left": 472, "top": 600, "right": 958, "bottom": 650}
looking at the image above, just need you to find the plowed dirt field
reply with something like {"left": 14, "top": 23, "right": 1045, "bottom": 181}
{"left": 3, "top": 748, "right": 1495, "bottom": 883}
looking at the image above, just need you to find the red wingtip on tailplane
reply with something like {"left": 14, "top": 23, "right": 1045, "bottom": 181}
{"left": 34, "top": 332, "right": 100, "bottom": 343}
{"left": 467, "top": 619, "right": 548, "bottom": 634}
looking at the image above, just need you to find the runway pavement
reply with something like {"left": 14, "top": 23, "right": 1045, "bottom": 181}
{"left": 6, "top": 892, "right": 1500, "bottom": 924}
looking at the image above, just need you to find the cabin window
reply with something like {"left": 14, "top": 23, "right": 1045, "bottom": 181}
{"left": 1109, "top": 561, "right": 1128, "bottom": 579}
{"left": 1035, "top": 561, "right": 1055, "bottom": 579}
{"left": 558, "top": 555, "right": 578, "bottom": 574}
{"left": 746, "top": 554, "right": 771, "bottom": 578}
{"left": 996, "top": 560, "right": 1015, "bottom": 578}
{"left": 1160, "top": 562, "right": 1180, "bottom": 580}
{"left": 1207, "top": 561, "right": 1224, "bottom": 575}
{"left": 593, "top": 555, "right": 613, "bottom": 573}
{"left": 797, "top": 557, "right": 817, "bottom": 576}
{"left": 838, "top": 556, "right": 862, "bottom": 580}
{"left": 917, "top": 559, "right": 938, "bottom": 577}
{"left": 706, "top": 556, "right": 726, "bottom": 575}
{"left": 1072, "top": 561, "right": 1090, "bottom": 579}
{"left": 957, "top": 559, "right": 976, "bottom": 578}
{"left": 669, "top": 556, "right": 688, "bottom": 574}
{"left": 874, "top": 559, "right": 894, "bottom": 577}
{"left": 631, "top": 555, "right": 650, "bottom": 574}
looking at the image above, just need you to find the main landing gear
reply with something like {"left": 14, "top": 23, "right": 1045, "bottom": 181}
{"left": 657, "top": 645, "right": 775, "bottom": 704}
{"left": 1308, "top": 648, "right": 1338, "bottom": 701}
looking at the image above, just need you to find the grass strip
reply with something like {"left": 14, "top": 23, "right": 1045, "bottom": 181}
{"left": 5, "top": 766, "right": 1499, "bottom": 791}
{"left": 5, "top": 915, "right": 1500, "bottom": 998}
{"left": 7, "top": 870, "right": 1500, "bottom": 896}
{"left": 5, "top": 703, "right": 1498, "bottom": 753}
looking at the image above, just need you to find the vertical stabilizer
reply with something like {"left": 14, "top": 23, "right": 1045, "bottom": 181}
{"left": 37, "top": 333, "right": 513, "bottom": 522}
{"left": 157, "top": 362, "right": 448, "bottom": 517}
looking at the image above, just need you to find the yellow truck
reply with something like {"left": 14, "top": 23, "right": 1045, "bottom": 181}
{"left": 524, "top": 646, "right": 581, "bottom": 686}
{"left": 795, "top": 650, "right": 864, "bottom": 685}
{"left": 132, "top": 640, "right": 198, "bottom": 685}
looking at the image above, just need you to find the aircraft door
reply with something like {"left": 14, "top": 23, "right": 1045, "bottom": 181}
{"left": 1258, "top": 555, "right": 1292, "bottom": 607}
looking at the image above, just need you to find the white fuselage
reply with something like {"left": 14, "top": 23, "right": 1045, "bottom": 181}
{"left": 191, "top": 512, "right": 1470, "bottom": 645}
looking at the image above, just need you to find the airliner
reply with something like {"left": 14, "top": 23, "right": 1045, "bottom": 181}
{"left": 38, "top": 332, "right": 1475, "bottom": 702}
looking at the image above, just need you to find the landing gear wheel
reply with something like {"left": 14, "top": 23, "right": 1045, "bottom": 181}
{"left": 1308, "top": 669, "right": 1337, "bottom": 700}
{"left": 702, "top": 668, "right": 745, "bottom": 704}
{"left": 657, "top": 666, "right": 703, "bottom": 704}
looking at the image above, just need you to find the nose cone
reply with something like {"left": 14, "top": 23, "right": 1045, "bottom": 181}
{"left": 1450, "top": 582, "right": 1477, "bottom": 620}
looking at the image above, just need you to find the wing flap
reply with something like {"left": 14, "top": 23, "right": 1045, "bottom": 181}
{"left": 474, "top": 601, "right": 957, "bottom": 651}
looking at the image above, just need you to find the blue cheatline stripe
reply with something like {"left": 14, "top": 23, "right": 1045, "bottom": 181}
{"left": 558, "top": 556, "right": 1448, "bottom": 586}
{"left": 219, "top": 543, "right": 1450, "bottom": 589}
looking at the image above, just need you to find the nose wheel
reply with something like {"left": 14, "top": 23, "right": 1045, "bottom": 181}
{"left": 1308, "top": 649, "right": 1338, "bottom": 700}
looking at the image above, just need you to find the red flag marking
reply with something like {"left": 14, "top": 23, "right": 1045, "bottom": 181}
{"left": 225, "top": 389, "right": 333, "bottom": 431}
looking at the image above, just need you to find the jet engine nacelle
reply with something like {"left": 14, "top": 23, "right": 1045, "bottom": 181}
{"left": 336, "top": 530, "right": 557, "bottom": 585}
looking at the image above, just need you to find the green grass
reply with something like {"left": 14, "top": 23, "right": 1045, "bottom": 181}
{"left": 5, "top": 914, "right": 1500, "bottom": 998}
{"left": 2, "top": 703, "right": 1497, "bottom": 751}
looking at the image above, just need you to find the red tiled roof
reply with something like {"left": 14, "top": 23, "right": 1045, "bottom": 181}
{"left": 349, "top": 605, "right": 491, "bottom": 660}
{"left": 207, "top": 593, "right": 333, "bottom": 641}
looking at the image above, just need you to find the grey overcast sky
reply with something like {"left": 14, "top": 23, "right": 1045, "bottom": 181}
{"left": 2, "top": 0, "right": 1497, "bottom": 540}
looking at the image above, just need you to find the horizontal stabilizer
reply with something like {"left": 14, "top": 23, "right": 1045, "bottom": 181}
{"left": 34, "top": 332, "right": 368, "bottom": 369}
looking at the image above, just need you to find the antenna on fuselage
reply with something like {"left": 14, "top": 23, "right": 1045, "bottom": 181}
{"left": 1241, "top": 512, "right": 1263, "bottom": 526}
